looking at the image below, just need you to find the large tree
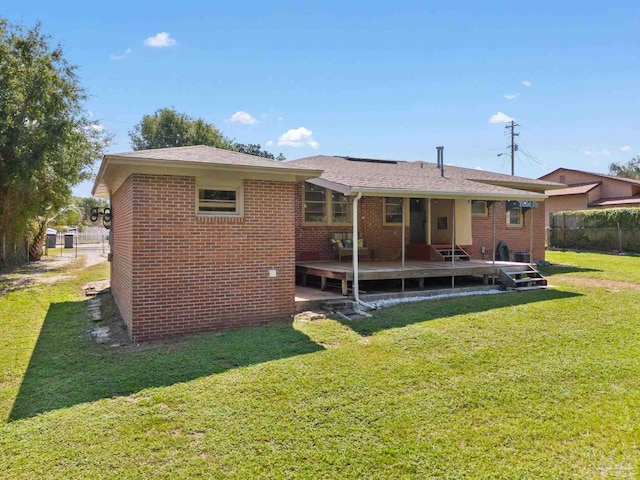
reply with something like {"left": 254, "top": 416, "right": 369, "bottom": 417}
{"left": 0, "top": 18, "right": 107, "bottom": 265}
{"left": 129, "top": 107, "right": 284, "bottom": 160}
{"left": 129, "top": 108, "right": 233, "bottom": 151}
{"left": 609, "top": 156, "right": 640, "bottom": 180}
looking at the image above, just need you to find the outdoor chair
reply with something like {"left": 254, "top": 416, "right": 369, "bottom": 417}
{"left": 330, "top": 233, "right": 369, "bottom": 261}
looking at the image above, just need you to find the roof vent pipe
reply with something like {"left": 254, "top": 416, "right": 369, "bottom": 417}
{"left": 436, "top": 146, "right": 444, "bottom": 177}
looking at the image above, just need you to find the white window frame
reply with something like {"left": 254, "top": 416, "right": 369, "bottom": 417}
{"left": 197, "top": 184, "right": 244, "bottom": 217}
{"left": 471, "top": 200, "right": 488, "bottom": 217}
{"left": 506, "top": 207, "right": 523, "bottom": 227}
{"left": 330, "top": 191, "right": 352, "bottom": 225}
{"left": 302, "top": 183, "right": 352, "bottom": 225}
{"left": 383, "top": 197, "right": 404, "bottom": 225}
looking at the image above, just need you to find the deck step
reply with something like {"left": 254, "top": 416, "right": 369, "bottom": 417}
{"left": 512, "top": 277, "right": 546, "bottom": 284}
{"left": 431, "top": 244, "right": 471, "bottom": 262}
{"left": 499, "top": 265, "right": 548, "bottom": 290}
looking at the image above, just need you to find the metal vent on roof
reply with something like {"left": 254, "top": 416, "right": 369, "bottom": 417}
{"left": 342, "top": 156, "right": 398, "bottom": 165}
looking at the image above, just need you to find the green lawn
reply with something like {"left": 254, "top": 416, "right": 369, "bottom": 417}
{"left": 1, "top": 252, "right": 639, "bottom": 478}
{"left": 544, "top": 250, "right": 640, "bottom": 284}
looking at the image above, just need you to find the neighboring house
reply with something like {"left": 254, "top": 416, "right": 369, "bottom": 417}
{"left": 93, "top": 146, "right": 562, "bottom": 342}
{"left": 539, "top": 168, "right": 640, "bottom": 227}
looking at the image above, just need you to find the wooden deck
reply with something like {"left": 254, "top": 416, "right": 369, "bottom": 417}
{"left": 296, "top": 259, "right": 524, "bottom": 296}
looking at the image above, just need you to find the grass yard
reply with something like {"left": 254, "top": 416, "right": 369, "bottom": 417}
{"left": 1, "top": 251, "right": 639, "bottom": 478}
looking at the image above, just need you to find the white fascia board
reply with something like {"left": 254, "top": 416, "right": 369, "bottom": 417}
{"left": 92, "top": 156, "right": 323, "bottom": 198}
{"left": 305, "top": 178, "right": 352, "bottom": 196}
{"left": 104, "top": 155, "right": 322, "bottom": 178}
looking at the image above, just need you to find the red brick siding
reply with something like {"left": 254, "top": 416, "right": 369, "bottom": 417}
{"left": 111, "top": 174, "right": 295, "bottom": 342}
{"left": 294, "top": 183, "right": 546, "bottom": 262}
{"left": 294, "top": 186, "right": 407, "bottom": 261}
{"left": 110, "top": 176, "right": 134, "bottom": 332}
{"left": 468, "top": 200, "right": 546, "bottom": 261}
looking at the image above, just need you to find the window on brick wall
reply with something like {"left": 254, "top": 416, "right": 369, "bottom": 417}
{"left": 383, "top": 197, "right": 404, "bottom": 225}
{"left": 198, "top": 187, "right": 242, "bottom": 215}
{"left": 471, "top": 200, "right": 488, "bottom": 216}
{"left": 303, "top": 183, "right": 327, "bottom": 223}
{"left": 506, "top": 207, "right": 523, "bottom": 227}
{"left": 303, "top": 183, "right": 352, "bottom": 224}
{"left": 331, "top": 191, "right": 351, "bottom": 224}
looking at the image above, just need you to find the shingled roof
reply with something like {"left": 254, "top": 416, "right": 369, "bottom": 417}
{"left": 541, "top": 167, "right": 640, "bottom": 186}
{"left": 546, "top": 182, "right": 601, "bottom": 197}
{"left": 93, "top": 145, "right": 322, "bottom": 197}
{"left": 105, "top": 145, "right": 315, "bottom": 170}
{"left": 288, "top": 155, "right": 563, "bottom": 200}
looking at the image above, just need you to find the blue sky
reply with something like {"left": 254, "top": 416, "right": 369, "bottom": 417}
{"left": 6, "top": 1, "right": 640, "bottom": 197}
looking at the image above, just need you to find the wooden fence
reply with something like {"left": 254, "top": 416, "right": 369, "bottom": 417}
{"left": 548, "top": 212, "right": 640, "bottom": 253}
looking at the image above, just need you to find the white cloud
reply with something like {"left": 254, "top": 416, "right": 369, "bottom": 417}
{"left": 503, "top": 94, "right": 516, "bottom": 100}
{"left": 584, "top": 149, "right": 611, "bottom": 157}
{"left": 522, "top": 80, "right": 532, "bottom": 87}
{"left": 277, "top": 127, "right": 319, "bottom": 149}
{"left": 86, "top": 123, "right": 105, "bottom": 133}
{"left": 110, "top": 48, "right": 131, "bottom": 60}
{"left": 621, "top": 145, "right": 631, "bottom": 152}
{"left": 475, "top": 166, "right": 484, "bottom": 170}
{"left": 144, "top": 32, "right": 177, "bottom": 48}
{"left": 265, "top": 140, "right": 274, "bottom": 146}
{"left": 489, "top": 111, "right": 514, "bottom": 124}
{"left": 228, "top": 111, "right": 258, "bottom": 125}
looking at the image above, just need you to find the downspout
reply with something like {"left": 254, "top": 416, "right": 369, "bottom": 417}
{"left": 529, "top": 207, "right": 534, "bottom": 265}
{"left": 352, "top": 192, "right": 375, "bottom": 309}
{"left": 401, "top": 197, "right": 406, "bottom": 292}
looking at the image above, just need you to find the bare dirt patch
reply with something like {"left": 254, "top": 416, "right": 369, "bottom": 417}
{"left": 556, "top": 275, "right": 640, "bottom": 292}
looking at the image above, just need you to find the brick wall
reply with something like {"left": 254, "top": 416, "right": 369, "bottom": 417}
{"left": 111, "top": 174, "right": 296, "bottom": 342}
{"left": 111, "top": 176, "right": 134, "bottom": 332}
{"left": 294, "top": 184, "right": 546, "bottom": 262}
{"left": 468, "top": 200, "right": 546, "bottom": 262}
{"left": 294, "top": 187, "right": 407, "bottom": 261}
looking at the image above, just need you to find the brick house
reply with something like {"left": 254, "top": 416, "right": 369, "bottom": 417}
{"left": 92, "top": 146, "right": 321, "bottom": 341}
{"left": 539, "top": 168, "right": 640, "bottom": 227}
{"left": 93, "top": 146, "right": 561, "bottom": 341}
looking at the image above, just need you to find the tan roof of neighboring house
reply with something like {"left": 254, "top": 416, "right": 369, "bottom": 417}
{"left": 546, "top": 182, "right": 601, "bottom": 196}
{"left": 93, "top": 145, "right": 322, "bottom": 197}
{"left": 540, "top": 167, "right": 640, "bottom": 186}
{"left": 589, "top": 196, "right": 640, "bottom": 207}
{"left": 288, "top": 155, "right": 563, "bottom": 200}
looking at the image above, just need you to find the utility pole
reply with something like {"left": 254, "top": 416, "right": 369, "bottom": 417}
{"left": 506, "top": 120, "right": 520, "bottom": 176}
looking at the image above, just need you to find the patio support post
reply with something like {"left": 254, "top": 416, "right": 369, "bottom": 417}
{"left": 451, "top": 200, "right": 456, "bottom": 290}
{"left": 492, "top": 202, "right": 496, "bottom": 285}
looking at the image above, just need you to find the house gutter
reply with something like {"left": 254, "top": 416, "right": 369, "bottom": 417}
{"left": 352, "top": 192, "right": 375, "bottom": 310}
{"left": 350, "top": 187, "right": 547, "bottom": 201}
